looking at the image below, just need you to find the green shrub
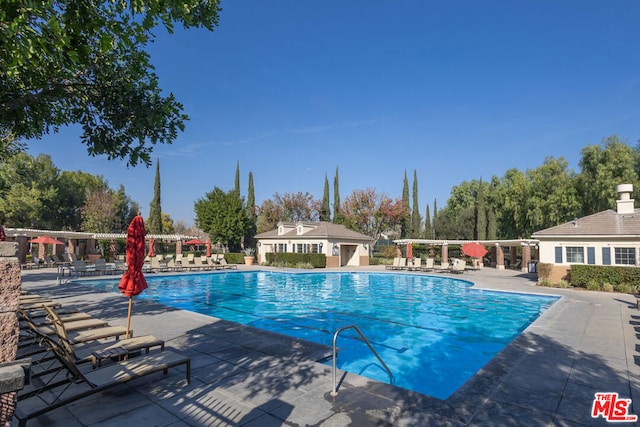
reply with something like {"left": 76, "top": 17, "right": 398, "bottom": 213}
{"left": 602, "top": 283, "right": 614, "bottom": 292}
{"left": 570, "top": 265, "right": 640, "bottom": 294}
{"left": 265, "top": 253, "right": 326, "bottom": 268}
{"left": 614, "top": 283, "right": 636, "bottom": 294}
{"left": 586, "top": 280, "right": 602, "bottom": 291}
{"left": 538, "top": 278, "right": 553, "bottom": 287}
{"left": 537, "top": 263, "right": 553, "bottom": 280}
{"left": 294, "top": 262, "right": 314, "bottom": 269}
{"left": 556, "top": 279, "right": 570, "bottom": 288}
{"left": 225, "top": 252, "right": 244, "bottom": 264}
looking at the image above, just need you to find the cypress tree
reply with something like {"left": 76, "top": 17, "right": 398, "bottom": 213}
{"left": 320, "top": 174, "right": 330, "bottom": 222}
{"left": 411, "top": 169, "right": 421, "bottom": 237}
{"left": 245, "top": 171, "right": 257, "bottom": 246}
{"left": 400, "top": 170, "right": 410, "bottom": 238}
{"left": 476, "top": 179, "right": 487, "bottom": 240}
{"left": 424, "top": 204, "right": 432, "bottom": 239}
{"left": 333, "top": 166, "right": 343, "bottom": 223}
{"left": 147, "top": 160, "right": 162, "bottom": 234}
{"left": 487, "top": 206, "right": 497, "bottom": 240}
{"left": 432, "top": 198, "right": 438, "bottom": 239}
{"left": 234, "top": 160, "right": 240, "bottom": 194}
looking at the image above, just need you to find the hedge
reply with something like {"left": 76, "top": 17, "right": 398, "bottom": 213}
{"left": 570, "top": 264, "right": 640, "bottom": 289}
{"left": 265, "top": 253, "right": 326, "bottom": 268}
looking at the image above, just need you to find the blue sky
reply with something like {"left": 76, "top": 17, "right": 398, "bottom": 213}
{"left": 27, "top": 1, "right": 640, "bottom": 225}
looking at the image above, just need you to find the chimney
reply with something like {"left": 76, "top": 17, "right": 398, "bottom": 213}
{"left": 616, "top": 184, "right": 635, "bottom": 214}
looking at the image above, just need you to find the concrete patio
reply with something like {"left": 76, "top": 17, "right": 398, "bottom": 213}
{"left": 13, "top": 266, "right": 640, "bottom": 426}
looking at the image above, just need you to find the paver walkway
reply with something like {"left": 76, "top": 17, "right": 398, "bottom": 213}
{"left": 13, "top": 266, "right": 640, "bottom": 426}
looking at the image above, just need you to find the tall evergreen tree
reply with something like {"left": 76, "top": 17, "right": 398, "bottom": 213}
{"left": 234, "top": 160, "right": 240, "bottom": 194}
{"left": 320, "top": 174, "right": 331, "bottom": 222}
{"left": 245, "top": 171, "right": 257, "bottom": 247}
{"left": 147, "top": 160, "right": 162, "bottom": 234}
{"left": 432, "top": 198, "right": 438, "bottom": 239}
{"left": 400, "top": 170, "right": 410, "bottom": 238}
{"left": 411, "top": 170, "right": 421, "bottom": 237}
{"left": 476, "top": 178, "right": 487, "bottom": 240}
{"left": 333, "top": 166, "right": 344, "bottom": 223}
{"left": 424, "top": 204, "right": 432, "bottom": 239}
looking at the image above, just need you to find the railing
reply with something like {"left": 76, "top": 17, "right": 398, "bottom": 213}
{"left": 330, "top": 324, "right": 393, "bottom": 397}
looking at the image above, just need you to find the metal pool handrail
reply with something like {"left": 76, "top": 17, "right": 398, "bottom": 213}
{"left": 330, "top": 324, "right": 393, "bottom": 397}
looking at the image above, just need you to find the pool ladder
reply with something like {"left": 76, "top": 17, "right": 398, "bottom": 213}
{"left": 330, "top": 324, "right": 393, "bottom": 397}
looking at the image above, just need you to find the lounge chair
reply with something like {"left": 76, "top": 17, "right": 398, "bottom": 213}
{"left": 14, "top": 332, "right": 190, "bottom": 427}
{"left": 151, "top": 255, "right": 168, "bottom": 272}
{"left": 93, "top": 258, "right": 115, "bottom": 275}
{"left": 69, "top": 260, "right": 96, "bottom": 277}
{"left": 420, "top": 258, "right": 435, "bottom": 272}
{"left": 44, "top": 306, "right": 165, "bottom": 368}
{"left": 195, "top": 256, "right": 211, "bottom": 271}
{"left": 450, "top": 258, "right": 466, "bottom": 274}
{"left": 218, "top": 256, "right": 237, "bottom": 270}
{"left": 408, "top": 257, "right": 421, "bottom": 271}
{"left": 385, "top": 257, "right": 401, "bottom": 270}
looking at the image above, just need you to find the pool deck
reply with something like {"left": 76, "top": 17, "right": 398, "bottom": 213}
{"left": 14, "top": 266, "right": 640, "bottom": 426}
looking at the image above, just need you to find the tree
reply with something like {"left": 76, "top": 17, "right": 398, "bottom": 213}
{"left": 194, "top": 187, "right": 246, "bottom": 252}
{"left": 432, "top": 199, "right": 438, "bottom": 238}
{"left": 411, "top": 170, "right": 421, "bottom": 237}
{"left": 333, "top": 166, "right": 344, "bottom": 223}
{"left": 424, "top": 204, "right": 432, "bottom": 240}
{"left": 487, "top": 206, "right": 497, "bottom": 240}
{"left": 341, "top": 188, "right": 405, "bottom": 249}
{"left": 492, "top": 169, "right": 531, "bottom": 239}
{"left": 320, "top": 174, "right": 331, "bottom": 222}
{"left": 400, "top": 170, "right": 410, "bottom": 238}
{"left": 1, "top": 0, "right": 222, "bottom": 166}
{"left": 81, "top": 188, "right": 118, "bottom": 232}
{"left": 256, "top": 192, "right": 320, "bottom": 233}
{"left": 476, "top": 178, "right": 487, "bottom": 240}
{"left": 576, "top": 136, "right": 640, "bottom": 216}
{"left": 161, "top": 213, "right": 175, "bottom": 234}
{"left": 245, "top": 171, "right": 257, "bottom": 247}
{"left": 234, "top": 161, "right": 240, "bottom": 194}
{"left": 146, "top": 160, "right": 162, "bottom": 233}
{"left": 256, "top": 199, "right": 282, "bottom": 234}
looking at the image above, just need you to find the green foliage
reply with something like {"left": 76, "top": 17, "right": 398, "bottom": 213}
{"left": 556, "top": 279, "right": 570, "bottom": 288}
{"left": 194, "top": 187, "right": 247, "bottom": 252}
{"left": 341, "top": 188, "right": 404, "bottom": 246}
{"left": 570, "top": 264, "right": 640, "bottom": 293}
{"left": 538, "top": 277, "right": 553, "bottom": 287}
{"left": 476, "top": 178, "right": 487, "bottom": 240}
{"left": 602, "top": 283, "right": 614, "bottom": 292}
{"left": 400, "top": 170, "right": 410, "bottom": 238}
{"left": 245, "top": 171, "right": 257, "bottom": 246}
{"left": 333, "top": 166, "right": 341, "bottom": 221}
{"left": 586, "top": 280, "right": 602, "bottom": 291}
{"left": 225, "top": 252, "right": 244, "bottom": 265}
{"left": 320, "top": 174, "right": 331, "bottom": 222}
{"left": 1, "top": 0, "right": 221, "bottom": 166}
{"left": 147, "top": 160, "right": 162, "bottom": 233}
{"left": 411, "top": 170, "right": 421, "bottom": 237}
{"left": 256, "top": 192, "right": 319, "bottom": 233}
{"left": 265, "top": 253, "right": 326, "bottom": 268}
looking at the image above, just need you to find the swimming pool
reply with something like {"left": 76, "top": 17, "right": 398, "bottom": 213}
{"left": 80, "top": 271, "right": 558, "bottom": 399}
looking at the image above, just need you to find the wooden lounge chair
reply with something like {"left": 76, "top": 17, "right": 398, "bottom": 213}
{"left": 14, "top": 333, "right": 190, "bottom": 427}
{"left": 385, "top": 257, "right": 401, "bottom": 270}
{"left": 408, "top": 257, "right": 421, "bottom": 271}
{"left": 449, "top": 258, "right": 466, "bottom": 274}
{"left": 218, "top": 257, "right": 237, "bottom": 270}
{"left": 44, "top": 306, "right": 165, "bottom": 368}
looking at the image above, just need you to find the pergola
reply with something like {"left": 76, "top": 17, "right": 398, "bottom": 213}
{"left": 392, "top": 238, "right": 539, "bottom": 271}
{"left": 5, "top": 227, "right": 197, "bottom": 263}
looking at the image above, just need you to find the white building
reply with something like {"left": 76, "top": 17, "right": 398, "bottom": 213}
{"left": 255, "top": 221, "right": 372, "bottom": 267}
{"left": 532, "top": 184, "right": 640, "bottom": 282}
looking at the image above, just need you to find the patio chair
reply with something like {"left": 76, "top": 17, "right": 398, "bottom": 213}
{"left": 420, "top": 258, "right": 435, "bottom": 272}
{"left": 14, "top": 333, "right": 190, "bottom": 427}
{"left": 44, "top": 306, "right": 165, "bottom": 368}
{"left": 69, "top": 260, "right": 96, "bottom": 277}
{"left": 218, "top": 257, "right": 237, "bottom": 270}
{"left": 449, "top": 258, "right": 465, "bottom": 274}
{"left": 385, "top": 257, "right": 401, "bottom": 270}
{"left": 150, "top": 254, "right": 168, "bottom": 272}
{"left": 408, "top": 257, "right": 421, "bottom": 271}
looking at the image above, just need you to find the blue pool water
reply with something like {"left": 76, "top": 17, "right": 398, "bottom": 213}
{"left": 80, "top": 271, "right": 557, "bottom": 399}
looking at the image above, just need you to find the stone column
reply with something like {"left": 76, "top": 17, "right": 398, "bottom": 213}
{"left": 496, "top": 244, "right": 505, "bottom": 270}
{"left": 0, "top": 242, "right": 21, "bottom": 425}
{"left": 441, "top": 243, "right": 449, "bottom": 267}
{"left": 521, "top": 245, "right": 531, "bottom": 272}
{"left": 176, "top": 240, "right": 182, "bottom": 256}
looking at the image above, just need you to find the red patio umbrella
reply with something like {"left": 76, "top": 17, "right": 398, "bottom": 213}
{"left": 206, "top": 240, "right": 211, "bottom": 257}
{"left": 118, "top": 215, "right": 148, "bottom": 339}
{"left": 29, "top": 236, "right": 64, "bottom": 245}
{"left": 147, "top": 237, "right": 155, "bottom": 258}
{"left": 461, "top": 242, "right": 488, "bottom": 258}
{"left": 184, "top": 238, "right": 206, "bottom": 245}
{"left": 406, "top": 242, "right": 413, "bottom": 259}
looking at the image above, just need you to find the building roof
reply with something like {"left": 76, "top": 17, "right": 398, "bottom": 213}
{"left": 531, "top": 208, "right": 640, "bottom": 238}
{"left": 5, "top": 227, "right": 196, "bottom": 241}
{"left": 255, "top": 221, "right": 371, "bottom": 242}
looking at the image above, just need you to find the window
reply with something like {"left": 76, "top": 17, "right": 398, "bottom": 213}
{"left": 565, "top": 247, "right": 584, "bottom": 263}
{"left": 277, "top": 243, "right": 287, "bottom": 253}
{"left": 311, "top": 244, "right": 319, "bottom": 254}
{"left": 614, "top": 247, "right": 636, "bottom": 265}
{"left": 297, "top": 244, "right": 303, "bottom": 253}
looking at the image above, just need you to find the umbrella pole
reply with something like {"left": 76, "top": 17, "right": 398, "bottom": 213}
{"left": 126, "top": 297, "right": 133, "bottom": 339}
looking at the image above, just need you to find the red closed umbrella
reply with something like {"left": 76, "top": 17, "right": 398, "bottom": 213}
{"left": 147, "top": 237, "right": 155, "bottom": 258}
{"left": 206, "top": 240, "right": 211, "bottom": 257}
{"left": 407, "top": 242, "right": 413, "bottom": 260}
{"left": 461, "top": 242, "right": 488, "bottom": 258}
{"left": 119, "top": 215, "right": 148, "bottom": 339}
